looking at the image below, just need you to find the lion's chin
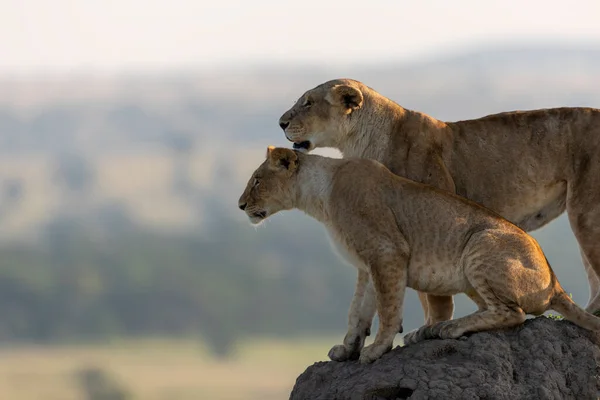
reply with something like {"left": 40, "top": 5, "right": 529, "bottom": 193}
{"left": 293, "top": 141, "right": 312, "bottom": 153}
{"left": 248, "top": 212, "right": 267, "bottom": 225}
{"left": 249, "top": 217, "right": 265, "bottom": 225}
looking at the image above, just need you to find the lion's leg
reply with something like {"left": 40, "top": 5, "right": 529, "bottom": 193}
{"left": 425, "top": 294, "right": 454, "bottom": 324}
{"left": 402, "top": 293, "right": 457, "bottom": 345}
{"left": 417, "top": 291, "right": 430, "bottom": 325}
{"left": 566, "top": 183, "right": 600, "bottom": 314}
{"left": 418, "top": 292, "right": 455, "bottom": 326}
{"left": 360, "top": 279, "right": 378, "bottom": 332}
{"left": 465, "top": 290, "right": 487, "bottom": 311}
{"left": 405, "top": 305, "right": 525, "bottom": 344}
{"left": 334, "top": 264, "right": 405, "bottom": 362}
{"left": 359, "top": 252, "right": 407, "bottom": 364}
{"left": 581, "top": 248, "right": 600, "bottom": 312}
{"left": 404, "top": 260, "right": 525, "bottom": 344}
{"left": 328, "top": 269, "right": 374, "bottom": 361}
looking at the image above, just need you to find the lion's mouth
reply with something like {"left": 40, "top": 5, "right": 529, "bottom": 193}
{"left": 248, "top": 210, "right": 267, "bottom": 224}
{"left": 293, "top": 141, "right": 311, "bottom": 152}
{"left": 252, "top": 211, "right": 267, "bottom": 219}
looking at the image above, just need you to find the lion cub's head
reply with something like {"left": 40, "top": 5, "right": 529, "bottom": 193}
{"left": 278, "top": 79, "right": 364, "bottom": 152}
{"left": 238, "top": 146, "right": 299, "bottom": 225}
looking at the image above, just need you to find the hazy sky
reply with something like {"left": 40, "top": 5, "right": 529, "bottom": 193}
{"left": 2, "top": 0, "right": 600, "bottom": 73}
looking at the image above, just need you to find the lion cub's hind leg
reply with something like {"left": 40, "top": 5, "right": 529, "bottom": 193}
{"left": 404, "top": 289, "right": 525, "bottom": 345}
{"left": 465, "top": 289, "right": 487, "bottom": 311}
{"left": 404, "top": 257, "right": 527, "bottom": 345}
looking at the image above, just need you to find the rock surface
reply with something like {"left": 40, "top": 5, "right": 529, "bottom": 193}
{"left": 290, "top": 317, "right": 600, "bottom": 400}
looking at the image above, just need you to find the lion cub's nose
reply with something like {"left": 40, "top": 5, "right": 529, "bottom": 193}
{"left": 238, "top": 202, "right": 247, "bottom": 211}
{"left": 279, "top": 120, "right": 290, "bottom": 130}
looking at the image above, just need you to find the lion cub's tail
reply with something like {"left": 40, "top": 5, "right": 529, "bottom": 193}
{"left": 550, "top": 287, "right": 600, "bottom": 332}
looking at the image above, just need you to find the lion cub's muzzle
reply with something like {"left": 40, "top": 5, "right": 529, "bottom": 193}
{"left": 247, "top": 210, "right": 267, "bottom": 224}
{"left": 241, "top": 205, "right": 267, "bottom": 224}
{"left": 251, "top": 210, "right": 266, "bottom": 219}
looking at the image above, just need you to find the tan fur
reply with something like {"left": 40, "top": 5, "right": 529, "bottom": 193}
{"left": 278, "top": 78, "right": 600, "bottom": 325}
{"left": 238, "top": 147, "right": 600, "bottom": 364}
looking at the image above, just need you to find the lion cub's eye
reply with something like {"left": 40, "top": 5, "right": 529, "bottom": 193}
{"left": 303, "top": 100, "right": 312, "bottom": 108}
{"left": 253, "top": 178, "right": 260, "bottom": 187}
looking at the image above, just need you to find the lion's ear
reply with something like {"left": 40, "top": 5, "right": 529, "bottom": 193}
{"left": 267, "top": 147, "right": 298, "bottom": 171}
{"left": 329, "top": 84, "right": 363, "bottom": 113}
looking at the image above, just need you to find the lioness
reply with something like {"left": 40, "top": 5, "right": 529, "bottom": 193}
{"left": 278, "top": 78, "right": 600, "bottom": 325}
{"left": 238, "top": 146, "right": 600, "bottom": 364}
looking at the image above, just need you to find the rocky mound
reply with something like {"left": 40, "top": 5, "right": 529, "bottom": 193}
{"left": 290, "top": 317, "right": 600, "bottom": 400}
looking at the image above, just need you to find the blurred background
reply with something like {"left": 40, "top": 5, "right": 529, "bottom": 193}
{"left": 1, "top": 0, "right": 600, "bottom": 399}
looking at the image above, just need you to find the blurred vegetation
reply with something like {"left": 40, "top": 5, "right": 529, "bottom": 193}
{"left": 76, "top": 366, "right": 132, "bottom": 400}
{"left": 0, "top": 208, "right": 356, "bottom": 358}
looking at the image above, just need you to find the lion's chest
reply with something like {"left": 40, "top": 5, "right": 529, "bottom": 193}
{"left": 324, "top": 226, "right": 369, "bottom": 272}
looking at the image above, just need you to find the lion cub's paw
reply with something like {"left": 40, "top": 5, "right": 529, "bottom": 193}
{"left": 358, "top": 343, "right": 392, "bottom": 364}
{"left": 402, "top": 329, "right": 420, "bottom": 345}
{"left": 328, "top": 328, "right": 370, "bottom": 362}
{"left": 403, "top": 322, "right": 452, "bottom": 345}
{"left": 402, "top": 325, "right": 437, "bottom": 345}
{"left": 436, "top": 322, "right": 465, "bottom": 340}
{"left": 328, "top": 344, "right": 355, "bottom": 362}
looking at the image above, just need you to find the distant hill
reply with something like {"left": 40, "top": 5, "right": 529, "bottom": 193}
{"left": 0, "top": 45, "right": 598, "bottom": 239}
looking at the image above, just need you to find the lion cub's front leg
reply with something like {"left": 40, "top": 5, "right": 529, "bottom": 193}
{"left": 328, "top": 269, "right": 376, "bottom": 361}
{"left": 358, "top": 251, "right": 408, "bottom": 364}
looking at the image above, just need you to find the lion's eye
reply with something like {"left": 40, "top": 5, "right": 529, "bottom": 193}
{"left": 253, "top": 178, "right": 260, "bottom": 187}
{"left": 303, "top": 100, "right": 312, "bottom": 108}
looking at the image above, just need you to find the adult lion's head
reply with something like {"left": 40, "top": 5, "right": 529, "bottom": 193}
{"left": 278, "top": 79, "right": 364, "bottom": 152}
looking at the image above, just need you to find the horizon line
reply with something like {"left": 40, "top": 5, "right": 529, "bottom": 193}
{"left": 1, "top": 40, "right": 600, "bottom": 79}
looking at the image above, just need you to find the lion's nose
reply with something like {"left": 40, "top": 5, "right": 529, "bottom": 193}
{"left": 279, "top": 121, "right": 290, "bottom": 130}
{"left": 238, "top": 202, "right": 247, "bottom": 211}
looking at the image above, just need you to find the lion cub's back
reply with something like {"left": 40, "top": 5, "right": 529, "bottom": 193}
{"left": 330, "top": 157, "right": 519, "bottom": 239}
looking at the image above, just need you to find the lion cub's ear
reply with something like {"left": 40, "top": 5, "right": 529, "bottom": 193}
{"left": 266, "top": 146, "right": 298, "bottom": 171}
{"left": 266, "top": 145, "right": 276, "bottom": 158}
{"left": 328, "top": 84, "right": 364, "bottom": 114}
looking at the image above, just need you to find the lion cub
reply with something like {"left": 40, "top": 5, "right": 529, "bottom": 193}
{"left": 238, "top": 146, "right": 600, "bottom": 364}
